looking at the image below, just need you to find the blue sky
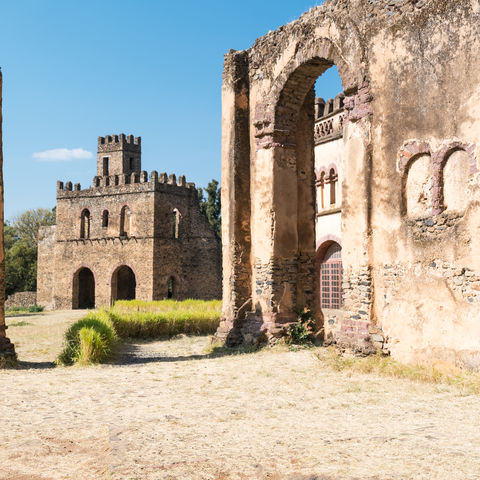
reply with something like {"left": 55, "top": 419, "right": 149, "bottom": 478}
{"left": 0, "top": 0, "right": 342, "bottom": 220}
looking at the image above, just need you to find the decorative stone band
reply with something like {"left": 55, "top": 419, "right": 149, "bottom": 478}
{"left": 314, "top": 110, "right": 345, "bottom": 145}
{"left": 398, "top": 140, "right": 478, "bottom": 216}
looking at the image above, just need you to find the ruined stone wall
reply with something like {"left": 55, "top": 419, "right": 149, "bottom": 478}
{"left": 219, "top": 0, "right": 480, "bottom": 367}
{"left": 37, "top": 225, "right": 56, "bottom": 309}
{"left": 5, "top": 292, "right": 37, "bottom": 310}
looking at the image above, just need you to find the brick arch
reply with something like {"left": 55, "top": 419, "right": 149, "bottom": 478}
{"left": 254, "top": 34, "right": 368, "bottom": 149}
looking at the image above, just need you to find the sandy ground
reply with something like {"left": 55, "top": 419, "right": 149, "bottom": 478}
{"left": 1, "top": 311, "right": 480, "bottom": 480}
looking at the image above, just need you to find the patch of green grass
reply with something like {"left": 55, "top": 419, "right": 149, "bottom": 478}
{"left": 6, "top": 304, "right": 45, "bottom": 316}
{"left": 8, "top": 320, "right": 32, "bottom": 327}
{"left": 57, "top": 310, "right": 117, "bottom": 366}
{"left": 110, "top": 299, "right": 221, "bottom": 339}
{"left": 318, "top": 348, "right": 480, "bottom": 395}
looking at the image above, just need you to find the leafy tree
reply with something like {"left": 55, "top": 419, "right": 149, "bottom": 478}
{"left": 198, "top": 179, "right": 221, "bottom": 237}
{"left": 5, "top": 207, "right": 56, "bottom": 295}
{"left": 11, "top": 208, "right": 56, "bottom": 248}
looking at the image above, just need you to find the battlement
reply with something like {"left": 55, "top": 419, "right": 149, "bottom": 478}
{"left": 315, "top": 93, "right": 345, "bottom": 120}
{"left": 98, "top": 134, "right": 141, "bottom": 153}
{"left": 314, "top": 94, "right": 345, "bottom": 145}
{"left": 57, "top": 171, "right": 196, "bottom": 195}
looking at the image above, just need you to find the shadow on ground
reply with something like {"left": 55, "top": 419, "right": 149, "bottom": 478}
{"left": 109, "top": 340, "right": 261, "bottom": 366}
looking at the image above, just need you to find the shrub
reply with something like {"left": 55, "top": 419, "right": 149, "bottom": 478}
{"left": 57, "top": 310, "right": 117, "bottom": 365}
{"left": 28, "top": 304, "right": 44, "bottom": 313}
{"left": 109, "top": 299, "right": 221, "bottom": 339}
{"left": 288, "top": 307, "right": 316, "bottom": 345}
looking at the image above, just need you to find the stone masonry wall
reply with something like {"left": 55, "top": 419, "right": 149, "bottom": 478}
{"left": 5, "top": 292, "right": 37, "bottom": 310}
{"left": 38, "top": 153, "right": 222, "bottom": 309}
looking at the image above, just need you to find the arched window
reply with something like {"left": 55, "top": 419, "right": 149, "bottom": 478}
{"left": 443, "top": 149, "right": 470, "bottom": 212}
{"left": 319, "top": 171, "right": 325, "bottom": 210}
{"left": 120, "top": 206, "right": 131, "bottom": 237}
{"left": 329, "top": 168, "right": 337, "bottom": 206}
{"left": 167, "top": 277, "right": 175, "bottom": 299}
{"left": 404, "top": 154, "right": 432, "bottom": 218}
{"left": 320, "top": 242, "right": 343, "bottom": 310}
{"left": 80, "top": 209, "right": 91, "bottom": 239}
{"left": 102, "top": 210, "right": 109, "bottom": 228}
{"left": 172, "top": 208, "right": 181, "bottom": 239}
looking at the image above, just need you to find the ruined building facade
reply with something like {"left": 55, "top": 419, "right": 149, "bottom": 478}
{"left": 37, "top": 134, "right": 222, "bottom": 310}
{"left": 217, "top": 0, "right": 480, "bottom": 369}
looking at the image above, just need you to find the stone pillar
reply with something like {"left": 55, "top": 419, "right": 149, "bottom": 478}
{"left": 216, "top": 50, "right": 252, "bottom": 345}
{"left": 296, "top": 88, "right": 316, "bottom": 311}
{"left": 335, "top": 93, "right": 375, "bottom": 352}
{"left": 0, "top": 70, "right": 16, "bottom": 365}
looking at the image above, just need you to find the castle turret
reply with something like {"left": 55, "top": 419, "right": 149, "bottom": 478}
{"left": 97, "top": 134, "right": 141, "bottom": 177}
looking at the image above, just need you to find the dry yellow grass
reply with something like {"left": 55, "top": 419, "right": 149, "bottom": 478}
{"left": 1, "top": 312, "right": 480, "bottom": 479}
{"left": 318, "top": 348, "right": 480, "bottom": 395}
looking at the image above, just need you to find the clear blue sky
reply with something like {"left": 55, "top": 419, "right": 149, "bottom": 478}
{"left": 0, "top": 0, "right": 341, "bottom": 220}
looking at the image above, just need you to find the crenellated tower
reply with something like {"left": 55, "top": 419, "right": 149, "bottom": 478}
{"left": 97, "top": 134, "right": 141, "bottom": 177}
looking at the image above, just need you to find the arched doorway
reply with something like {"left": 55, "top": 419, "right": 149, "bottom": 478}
{"left": 111, "top": 265, "right": 136, "bottom": 303}
{"left": 72, "top": 267, "right": 95, "bottom": 309}
{"left": 319, "top": 242, "right": 343, "bottom": 311}
{"left": 218, "top": 20, "right": 372, "bottom": 347}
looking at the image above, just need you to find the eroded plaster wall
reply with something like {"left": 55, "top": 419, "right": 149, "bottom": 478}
{"left": 219, "top": 0, "right": 480, "bottom": 368}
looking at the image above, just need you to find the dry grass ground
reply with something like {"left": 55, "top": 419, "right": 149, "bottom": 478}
{"left": 1, "top": 311, "right": 480, "bottom": 480}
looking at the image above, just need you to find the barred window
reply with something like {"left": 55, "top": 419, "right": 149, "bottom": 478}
{"left": 320, "top": 242, "right": 343, "bottom": 310}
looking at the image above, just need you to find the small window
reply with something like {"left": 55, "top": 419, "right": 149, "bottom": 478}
{"left": 80, "top": 209, "right": 91, "bottom": 239}
{"left": 173, "top": 208, "right": 180, "bottom": 239}
{"left": 120, "top": 205, "right": 131, "bottom": 237}
{"left": 329, "top": 168, "right": 337, "bottom": 206}
{"left": 103, "top": 157, "right": 109, "bottom": 176}
{"left": 129, "top": 157, "right": 134, "bottom": 171}
{"left": 319, "top": 172, "right": 325, "bottom": 210}
{"left": 167, "top": 277, "right": 175, "bottom": 299}
{"left": 102, "top": 210, "right": 109, "bottom": 228}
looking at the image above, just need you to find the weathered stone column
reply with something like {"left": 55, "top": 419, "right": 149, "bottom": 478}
{"left": 295, "top": 88, "right": 316, "bottom": 312}
{"left": 216, "top": 50, "right": 252, "bottom": 345}
{"left": 0, "top": 70, "right": 16, "bottom": 365}
{"left": 335, "top": 84, "right": 375, "bottom": 353}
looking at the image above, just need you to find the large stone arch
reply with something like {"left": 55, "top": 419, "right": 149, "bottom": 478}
{"left": 217, "top": 9, "right": 374, "bottom": 348}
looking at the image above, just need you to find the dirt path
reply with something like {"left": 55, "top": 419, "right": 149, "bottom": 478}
{"left": 1, "top": 312, "right": 480, "bottom": 479}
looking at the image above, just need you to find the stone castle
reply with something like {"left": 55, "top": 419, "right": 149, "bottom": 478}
{"left": 37, "top": 134, "right": 222, "bottom": 310}
{"left": 217, "top": 0, "right": 480, "bottom": 370}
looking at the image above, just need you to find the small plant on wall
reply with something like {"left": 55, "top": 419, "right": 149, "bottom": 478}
{"left": 288, "top": 306, "right": 316, "bottom": 345}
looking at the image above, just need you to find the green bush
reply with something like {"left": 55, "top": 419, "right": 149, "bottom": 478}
{"left": 28, "top": 304, "right": 44, "bottom": 313}
{"left": 57, "top": 310, "right": 117, "bottom": 365}
{"left": 110, "top": 299, "right": 221, "bottom": 339}
{"left": 288, "top": 307, "right": 316, "bottom": 345}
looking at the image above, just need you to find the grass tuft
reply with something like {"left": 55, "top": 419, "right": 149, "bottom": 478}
{"left": 110, "top": 299, "right": 221, "bottom": 339}
{"left": 57, "top": 310, "right": 117, "bottom": 366}
{"left": 6, "top": 305, "right": 45, "bottom": 316}
{"left": 318, "top": 348, "right": 480, "bottom": 395}
{"left": 8, "top": 320, "right": 32, "bottom": 327}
